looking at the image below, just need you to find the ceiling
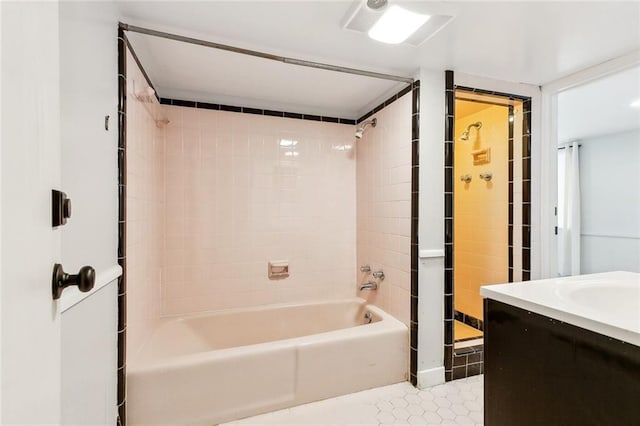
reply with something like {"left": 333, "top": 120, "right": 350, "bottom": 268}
{"left": 118, "top": 1, "right": 640, "bottom": 117}
{"left": 125, "top": 31, "right": 405, "bottom": 118}
{"left": 455, "top": 100, "right": 492, "bottom": 119}
{"left": 558, "top": 65, "right": 640, "bottom": 144}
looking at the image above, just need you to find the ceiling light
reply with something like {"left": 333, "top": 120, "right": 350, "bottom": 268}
{"left": 630, "top": 98, "right": 640, "bottom": 108}
{"left": 368, "top": 5, "right": 430, "bottom": 44}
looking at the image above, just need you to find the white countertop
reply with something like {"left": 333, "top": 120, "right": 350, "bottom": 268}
{"left": 481, "top": 271, "right": 640, "bottom": 347}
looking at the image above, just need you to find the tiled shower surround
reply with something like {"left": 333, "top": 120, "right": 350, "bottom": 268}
{"left": 125, "top": 50, "right": 164, "bottom": 358}
{"left": 122, "top": 39, "right": 417, "bottom": 419}
{"left": 160, "top": 106, "right": 356, "bottom": 314}
{"left": 356, "top": 93, "right": 413, "bottom": 326}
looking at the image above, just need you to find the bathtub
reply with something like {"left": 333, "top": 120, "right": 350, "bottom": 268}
{"left": 127, "top": 298, "right": 408, "bottom": 425}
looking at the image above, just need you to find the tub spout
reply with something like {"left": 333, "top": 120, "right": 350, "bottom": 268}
{"left": 360, "top": 281, "right": 378, "bottom": 291}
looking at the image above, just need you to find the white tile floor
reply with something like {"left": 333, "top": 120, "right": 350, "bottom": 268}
{"left": 225, "top": 376, "right": 483, "bottom": 425}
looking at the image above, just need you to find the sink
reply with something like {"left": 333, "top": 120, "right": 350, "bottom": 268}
{"left": 556, "top": 279, "right": 640, "bottom": 327}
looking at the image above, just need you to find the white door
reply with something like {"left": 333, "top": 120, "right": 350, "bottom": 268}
{"left": 1, "top": 1, "right": 63, "bottom": 423}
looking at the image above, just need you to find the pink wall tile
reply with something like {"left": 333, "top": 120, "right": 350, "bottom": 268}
{"left": 160, "top": 107, "right": 356, "bottom": 315}
{"left": 356, "top": 93, "right": 412, "bottom": 326}
{"left": 125, "top": 49, "right": 165, "bottom": 360}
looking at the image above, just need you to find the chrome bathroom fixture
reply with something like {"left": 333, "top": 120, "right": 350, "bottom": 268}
{"left": 460, "top": 174, "right": 472, "bottom": 183}
{"left": 355, "top": 118, "right": 377, "bottom": 139}
{"left": 364, "top": 311, "right": 373, "bottom": 324}
{"left": 367, "top": 0, "right": 388, "bottom": 10}
{"left": 372, "top": 270, "right": 385, "bottom": 280}
{"left": 360, "top": 281, "right": 378, "bottom": 291}
{"left": 459, "top": 121, "right": 483, "bottom": 141}
{"left": 360, "top": 264, "right": 372, "bottom": 273}
{"left": 479, "top": 172, "right": 493, "bottom": 181}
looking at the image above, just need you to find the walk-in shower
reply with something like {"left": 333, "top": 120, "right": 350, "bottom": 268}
{"left": 355, "top": 117, "right": 377, "bottom": 139}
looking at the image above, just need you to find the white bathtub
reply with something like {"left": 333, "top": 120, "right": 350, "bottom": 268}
{"left": 127, "top": 298, "right": 408, "bottom": 425}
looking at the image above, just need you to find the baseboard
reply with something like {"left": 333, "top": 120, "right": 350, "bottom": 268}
{"left": 416, "top": 366, "right": 445, "bottom": 389}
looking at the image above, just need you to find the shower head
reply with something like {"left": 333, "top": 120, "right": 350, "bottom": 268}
{"left": 459, "top": 121, "right": 482, "bottom": 141}
{"left": 355, "top": 118, "right": 377, "bottom": 139}
{"left": 367, "top": 0, "right": 388, "bottom": 10}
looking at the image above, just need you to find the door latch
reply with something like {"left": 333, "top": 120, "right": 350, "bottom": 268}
{"left": 52, "top": 189, "right": 72, "bottom": 227}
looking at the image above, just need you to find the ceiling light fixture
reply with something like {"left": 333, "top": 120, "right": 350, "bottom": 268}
{"left": 630, "top": 98, "right": 640, "bottom": 108}
{"left": 368, "top": 5, "right": 430, "bottom": 44}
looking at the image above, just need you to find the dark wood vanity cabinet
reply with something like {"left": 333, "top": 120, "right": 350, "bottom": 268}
{"left": 483, "top": 299, "right": 640, "bottom": 426}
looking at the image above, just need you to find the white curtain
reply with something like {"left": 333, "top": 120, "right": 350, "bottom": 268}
{"left": 558, "top": 140, "right": 581, "bottom": 276}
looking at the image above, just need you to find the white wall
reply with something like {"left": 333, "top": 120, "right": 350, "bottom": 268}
{"left": 62, "top": 283, "right": 118, "bottom": 425}
{"left": 579, "top": 129, "right": 640, "bottom": 273}
{"left": 1, "top": 2, "right": 62, "bottom": 423}
{"left": 59, "top": 2, "right": 120, "bottom": 424}
{"left": 416, "top": 69, "right": 445, "bottom": 388}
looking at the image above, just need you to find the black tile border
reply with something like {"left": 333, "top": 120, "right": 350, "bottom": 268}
{"left": 443, "top": 71, "right": 455, "bottom": 382}
{"left": 117, "top": 27, "right": 127, "bottom": 426}
{"left": 522, "top": 99, "right": 532, "bottom": 281}
{"left": 410, "top": 80, "right": 420, "bottom": 387}
{"left": 357, "top": 84, "right": 413, "bottom": 124}
{"left": 454, "top": 310, "right": 484, "bottom": 332}
{"left": 159, "top": 97, "right": 357, "bottom": 125}
{"left": 444, "top": 71, "right": 533, "bottom": 381}
{"left": 452, "top": 345, "right": 484, "bottom": 380}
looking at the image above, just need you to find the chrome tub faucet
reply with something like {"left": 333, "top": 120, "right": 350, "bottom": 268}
{"left": 360, "top": 281, "right": 378, "bottom": 291}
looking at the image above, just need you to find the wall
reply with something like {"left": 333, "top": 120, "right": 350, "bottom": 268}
{"left": 1, "top": 2, "right": 62, "bottom": 422}
{"left": 579, "top": 128, "right": 640, "bottom": 272}
{"left": 416, "top": 69, "right": 445, "bottom": 388}
{"left": 454, "top": 103, "right": 509, "bottom": 321}
{"left": 62, "top": 284, "right": 118, "bottom": 425}
{"left": 160, "top": 106, "right": 355, "bottom": 315}
{"left": 125, "top": 49, "right": 164, "bottom": 359}
{"left": 356, "top": 93, "right": 412, "bottom": 326}
{"left": 58, "top": 2, "right": 121, "bottom": 424}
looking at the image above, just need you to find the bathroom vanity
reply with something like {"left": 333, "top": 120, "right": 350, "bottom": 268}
{"left": 481, "top": 272, "right": 640, "bottom": 425}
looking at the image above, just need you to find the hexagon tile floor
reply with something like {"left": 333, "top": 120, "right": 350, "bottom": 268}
{"left": 225, "top": 375, "right": 484, "bottom": 425}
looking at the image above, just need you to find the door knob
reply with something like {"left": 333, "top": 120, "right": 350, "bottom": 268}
{"left": 52, "top": 264, "right": 95, "bottom": 300}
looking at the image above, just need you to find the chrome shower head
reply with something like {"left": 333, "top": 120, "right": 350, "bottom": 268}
{"left": 459, "top": 121, "right": 482, "bottom": 141}
{"left": 355, "top": 118, "right": 377, "bottom": 139}
{"left": 367, "top": 0, "right": 388, "bottom": 10}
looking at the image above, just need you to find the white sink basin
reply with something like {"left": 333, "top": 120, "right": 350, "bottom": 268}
{"left": 556, "top": 280, "right": 640, "bottom": 327}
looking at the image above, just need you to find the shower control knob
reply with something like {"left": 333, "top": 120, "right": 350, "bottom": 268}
{"left": 52, "top": 263, "right": 96, "bottom": 300}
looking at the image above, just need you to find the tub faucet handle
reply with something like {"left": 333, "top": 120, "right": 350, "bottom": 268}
{"left": 360, "top": 264, "right": 371, "bottom": 273}
{"left": 372, "top": 270, "right": 385, "bottom": 280}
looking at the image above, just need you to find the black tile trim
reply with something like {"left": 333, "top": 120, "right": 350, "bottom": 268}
{"left": 444, "top": 71, "right": 534, "bottom": 381}
{"left": 117, "top": 27, "right": 128, "bottom": 426}
{"left": 454, "top": 310, "right": 484, "bottom": 332}
{"left": 443, "top": 71, "right": 455, "bottom": 378}
{"left": 455, "top": 85, "right": 530, "bottom": 101}
{"left": 158, "top": 97, "right": 356, "bottom": 126}
{"left": 451, "top": 346, "right": 484, "bottom": 380}
{"left": 522, "top": 100, "right": 532, "bottom": 281}
{"left": 357, "top": 83, "right": 414, "bottom": 124}
{"left": 409, "top": 81, "right": 420, "bottom": 386}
